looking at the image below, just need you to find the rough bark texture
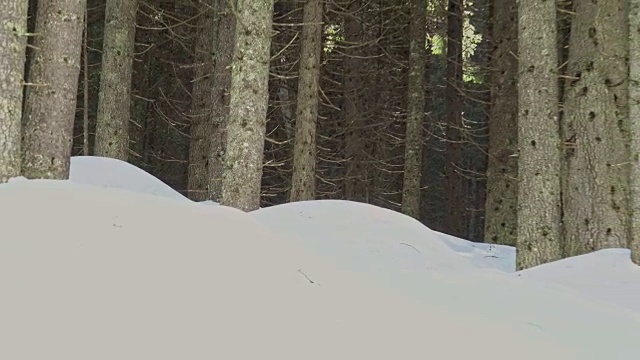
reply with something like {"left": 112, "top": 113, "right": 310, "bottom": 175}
{"left": 343, "top": 0, "right": 367, "bottom": 202}
{"left": 94, "top": 0, "right": 137, "bottom": 161}
{"left": 444, "top": 0, "right": 465, "bottom": 237}
{"left": 401, "top": 0, "right": 426, "bottom": 219}
{"left": 187, "top": 0, "right": 219, "bottom": 201}
{"left": 207, "top": 2, "right": 235, "bottom": 202}
{"left": 220, "top": 0, "right": 274, "bottom": 211}
{"left": 22, "top": 0, "right": 85, "bottom": 180}
{"left": 516, "top": 0, "right": 562, "bottom": 270}
{"left": 290, "top": 0, "right": 323, "bottom": 202}
{"left": 562, "top": 0, "right": 630, "bottom": 256}
{"left": 484, "top": 0, "right": 518, "bottom": 246}
{"left": 0, "top": 0, "right": 27, "bottom": 183}
{"left": 628, "top": 0, "right": 640, "bottom": 265}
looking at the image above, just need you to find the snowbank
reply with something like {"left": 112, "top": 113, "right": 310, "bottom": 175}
{"left": 2, "top": 157, "right": 637, "bottom": 359}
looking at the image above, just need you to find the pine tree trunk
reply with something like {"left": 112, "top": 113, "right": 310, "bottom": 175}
{"left": 187, "top": 0, "right": 219, "bottom": 202}
{"left": 401, "top": 0, "right": 426, "bottom": 219}
{"left": 628, "top": 0, "right": 640, "bottom": 266}
{"left": 483, "top": 0, "right": 518, "bottom": 246}
{"left": 94, "top": 0, "right": 137, "bottom": 160}
{"left": 207, "top": 1, "right": 236, "bottom": 202}
{"left": 516, "top": 0, "right": 562, "bottom": 270}
{"left": 0, "top": 0, "right": 27, "bottom": 183}
{"left": 343, "top": 0, "right": 367, "bottom": 202}
{"left": 562, "top": 0, "right": 630, "bottom": 256}
{"left": 444, "top": 0, "right": 464, "bottom": 237}
{"left": 290, "top": 0, "right": 323, "bottom": 202}
{"left": 22, "top": 0, "right": 85, "bottom": 180}
{"left": 220, "top": 0, "right": 274, "bottom": 211}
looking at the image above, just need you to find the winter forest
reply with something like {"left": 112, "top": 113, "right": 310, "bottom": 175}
{"left": 1, "top": 0, "right": 640, "bottom": 271}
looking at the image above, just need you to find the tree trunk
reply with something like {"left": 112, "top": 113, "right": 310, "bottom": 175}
{"left": 290, "top": 0, "right": 323, "bottom": 202}
{"left": 562, "top": 0, "right": 630, "bottom": 256}
{"left": 401, "top": 0, "right": 426, "bottom": 219}
{"left": 628, "top": 0, "right": 640, "bottom": 265}
{"left": 444, "top": 0, "right": 464, "bottom": 237}
{"left": 187, "top": 0, "right": 219, "bottom": 202}
{"left": 22, "top": 0, "right": 85, "bottom": 180}
{"left": 343, "top": 0, "right": 367, "bottom": 202}
{"left": 0, "top": 0, "right": 28, "bottom": 183}
{"left": 516, "top": 0, "right": 562, "bottom": 270}
{"left": 94, "top": 0, "right": 137, "bottom": 160}
{"left": 207, "top": 1, "right": 236, "bottom": 202}
{"left": 220, "top": 0, "right": 274, "bottom": 211}
{"left": 483, "top": 0, "right": 518, "bottom": 246}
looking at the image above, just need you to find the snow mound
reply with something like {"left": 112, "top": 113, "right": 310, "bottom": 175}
{"left": 251, "top": 199, "right": 640, "bottom": 359}
{"left": 69, "top": 156, "right": 188, "bottom": 201}
{"left": 0, "top": 180, "right": 589, "bottom": 359}
{"left": 519, "top": 248, "right": 640, "bottom": 313}
{"left": 251, "top": 199, "right": 474, "bottom": 272}
{"left": 435, "top": 231, "right": 516, "bottom": 272}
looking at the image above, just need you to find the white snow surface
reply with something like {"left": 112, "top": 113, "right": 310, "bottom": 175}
{"left": 69, "top": 156, "right": 190, "bottom": 201}
{"left": 1, "top": 156, "right": 639, "bottom": 359}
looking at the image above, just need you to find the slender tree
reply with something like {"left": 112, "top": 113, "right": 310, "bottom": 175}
{"left": 444, "top": 0, "right": 465, "bottom": 237}
{"left": 484, "top": 0, "right": 518, "bottom": 246}
{"left": 187, "top": 0, "right": 219, "bottom": 201}
{"left": 205, "top": 1, "right": 236, "bottom": 202}
{"left": 628, "top": 0, "right": 640, "bottom": 265}
{"left": 94, "top": 0, "right": 137, "bottom": 160}
{"left": 220, "top": 0, "right": 274, "bottom": 211}
{"left": 22, "top": 0, "right": 85, "bottom": 179}
{"left": 290, "top": 0, "right": 323, "bottom": 202}
{"left": 516, "top": 0, "right": 562, "bottom": 270}
{"left": 343, "top": 0, "right": 368, "bottom": 202}
{"left": 401, "top": 0, "right": 426, "bottom": 219}
{"left": 562, "top": 0, "right": 630, "bottom": 256}
{"left": 0, "top": 0, "right": 28, "bottom": 183}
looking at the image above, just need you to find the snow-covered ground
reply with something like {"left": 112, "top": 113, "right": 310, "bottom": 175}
{"left": 1, "top": 156, "right": 638, "bottom": 359}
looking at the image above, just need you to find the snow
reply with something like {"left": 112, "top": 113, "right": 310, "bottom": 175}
{"left": 1, "top": 156, "right": 639, "bottom": 359}
{"left": 69, "top": 156, "right": 190, "bottom": 201}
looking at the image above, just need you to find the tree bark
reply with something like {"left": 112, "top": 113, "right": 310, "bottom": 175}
{"left": 516, "top": 0, "right": 562, "bottom": 270}
{"left": 220, "top": 0, "right": 274, "bottom": 211}
{"left": 0, "top": 0, "right": 27, "bottom": 183}
{"left": 187, "top": 0, "right": 219, "bottom": 201}
{"left": 401, "top": 0, "right": 426, "bottom": 219}
{"left": 628, "top": 0, "right": 640, "bottom": 265}
{"left": 562, "top": 0, "right": 630, "bottom": 256}
{"left": 290, "top": 0, "right": 323, "bottom": 202}
{"left": 206, "top": 1, "right": 236, "bottom": 202}
{"left": 22, "top": 0, "right": 85, "bottom": 180}
{"left": 94, "top": 0, "right": 137, "bottom": 160}
{"left": 343, "top": 0, "right": 367, "bottom": 202}
{"left": 444, "top": 0, "right": 464, "bottom": 237}
{"left": 483, "top": 0, "right": 518, "bottom": 246}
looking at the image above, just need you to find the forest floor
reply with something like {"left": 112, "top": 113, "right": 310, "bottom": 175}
{"left": 1, "top": 156, "right": 638, "bottom": 359}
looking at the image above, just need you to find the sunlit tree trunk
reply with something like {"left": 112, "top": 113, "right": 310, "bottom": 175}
{"left": 220, "top": 0, "right": 274, "bottom": 211}
{"left": 95, "top": 0, "right": 137, "bottom": 160}
{"left": 628, "top": 0, "right": 640, "bottom": 266}
{"left": 401, "top": 0, "right": 426, "bottom": 219}
{"left": 516, "top": 0, "right": 562, "bottom": 270}
{"left": 0, "top": 0, "right": 27, "bottom": 182}
{"left": 562, "top": 0, "right": 630, "bottom": 256}
{"left": 290, "top": 0, "right": 323, "bottom": 202}
{"left": 484, "top": 0, "right": 518, "bottom": 246}
{"left": 22, "top": 0, "right": 85, "bottom": 179}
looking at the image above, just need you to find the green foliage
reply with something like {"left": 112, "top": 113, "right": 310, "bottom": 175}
{"left": 428, "top": 0, "right": 484, "bottom": 83}
{"left": 430, "top": 34, "right": 445, "bottom": 55}
{"left": 323, "top": 24, "right": 342, "bottom": 53}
